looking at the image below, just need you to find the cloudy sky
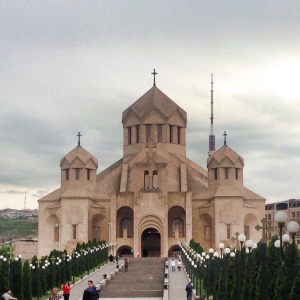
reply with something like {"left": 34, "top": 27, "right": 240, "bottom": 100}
{"left": 1, "top": 1, "right": 300, "bottom": 209}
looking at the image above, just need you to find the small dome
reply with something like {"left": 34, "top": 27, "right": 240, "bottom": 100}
{"left": 60, "top": 146, "right": 98, "bottom": 168}
{"left": 207, "top": 145, "right": 244, "bottom": 168}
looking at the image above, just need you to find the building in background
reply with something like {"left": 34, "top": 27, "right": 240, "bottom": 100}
{"left": 38, "top": 81, "right": 265, "bottom": 257}
{"left": 265, "top": 199, "right": 300, "bottom": 245}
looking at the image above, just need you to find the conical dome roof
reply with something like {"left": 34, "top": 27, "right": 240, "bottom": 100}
{"left": 122, "top": 86, "right": 187, "bottom": 125}
{"left": 207, "top": 145, "right": 244, "bottom": 168}
{"left": 60, "top": 145, "right": 98, "bottom": 168}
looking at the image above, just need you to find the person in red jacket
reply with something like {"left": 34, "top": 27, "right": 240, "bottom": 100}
{"left": 61, "top": 282, "right": 71, "bottom": 300}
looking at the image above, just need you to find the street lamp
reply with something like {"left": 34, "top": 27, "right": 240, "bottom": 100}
{"left": 218, "top": 243, "right": 234, "bottom": 300}
{"left": 233, "top": 218, "right": 272, "bottom": 300}
{"left": 274, "top": 211, "right": 300, "bottom": 268}
{"left": 108, "top": 223, "right": 111, "bottom": 254}
{"left": 0, "top": 255, "right": 8, "bottom": 292}
{"left": 31, "top": 259, "right": 42, "bottom": 300}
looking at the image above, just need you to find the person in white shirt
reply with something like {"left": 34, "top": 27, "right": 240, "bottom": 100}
{"left": 170, "top": 258, "right": 176, "bottom": 272}
{"left": 177, "top": 259, "right": 182, "bottom": 271}
{"left": 1, "top": 289, "right": 17, "bottom": 300}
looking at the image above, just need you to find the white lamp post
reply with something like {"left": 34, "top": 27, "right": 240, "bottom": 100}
{"left": 274, "top": 211, "right": 300, "bottom": 268}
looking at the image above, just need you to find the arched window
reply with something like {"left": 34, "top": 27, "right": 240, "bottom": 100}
{"left": 172, "top": 219, "right": 183, "bottom": 237}
{"left": 152, "top": 170, "right": 158, "bottom": 189}
{"left": 144, "top": 170, "right": 150, "bottom": 189}
{"left": 121, "top": 219, "right": 132, "bottom": 238}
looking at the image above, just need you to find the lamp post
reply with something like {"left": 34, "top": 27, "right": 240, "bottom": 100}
{"left": 108, "top": 223, "right": 111, "bottom": 255}
{"left": 0, "top": 255, "right": 8, "bottom": 292}
{"left": 8, "top": 249, "right": 14, "bottom": 292}
{"left": 50, "top": 256, "right": 56, "bottom": 288}
{"left": 36, "top": 259, "right": 41, "bottom": 300}
{"left": 71, "top": 251, "right": 76, "bottom": 284}
{"left": 218, "top": 243, "right": 233, "bottom": 300}
{"left": 274, "top": 211, "right": 300, "bottom": 268}
{"left": 196, "top": 254, "right": 203, "bottom": 297}
{"left": 234, "top": 218, "right": 271, "bottom": 300}
{"left": 62, "top": 253, "right": 66, "bottom": 283}
{"left": 30, "top": 258, "right": 41, "bottom": 300}
{"left": 203, "top": 248, "right": 215, "bottom": 300}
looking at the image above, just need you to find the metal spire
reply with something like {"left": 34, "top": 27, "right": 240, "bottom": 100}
{"left": 151, "top": 69, "right": 158, "bottom": 87}
{"left": 208, "top": 73, "right": 216, "bottom": 156}
{"left": 24, "top": 191, "right": 26, "bottom": 209}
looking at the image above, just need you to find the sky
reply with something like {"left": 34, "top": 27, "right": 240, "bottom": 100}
{"left": 1, "top": 1, "right": 300, "bottom": 209}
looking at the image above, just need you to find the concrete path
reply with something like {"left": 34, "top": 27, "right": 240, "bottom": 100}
{"left": 69, "top": 261, "right": 122, "bottom": 300}
{"left": 64, "top": 258, "right": 192, "bottom": 300}
{"left": 168, "top": 258, "right": 189, "bottom": 300}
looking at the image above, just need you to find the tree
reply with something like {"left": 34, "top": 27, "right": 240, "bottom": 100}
{"left": 31, "top": 256, "right": 39, "bottom": 298}
{"left": 23, "top": 260, "right": 32, "bottom": 300}
{"left": 0, "top": 255, "right": 9, "bottom": 293}
{"left": 11, "top": 257, "right": 23, "bottom": 300}
{"left": 267, "top": 235, "right": 282, "bottom": 300}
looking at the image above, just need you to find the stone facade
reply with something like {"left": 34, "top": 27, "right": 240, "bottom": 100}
{"left": 38, "top": 86, "right": 265, "bottom": 257}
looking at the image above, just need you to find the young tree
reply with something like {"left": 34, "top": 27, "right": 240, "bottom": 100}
{"left": 0, "top": 255, "right": 9, "bottom": 293}
{"left": 23, "top": 260, "right": 32, "bottom": 300}
{"left": 11, "top": 257, "right": 23, "bottom": 300}
{"left": 31, "top": 256, "right": 39, "bottom": 298}
{"left": 267, "top": 235, "right": 282, "bottom": 299}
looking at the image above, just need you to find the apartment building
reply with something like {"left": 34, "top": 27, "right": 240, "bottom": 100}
{"left": 265, "top": 199, "right": 300, "bottom": 245}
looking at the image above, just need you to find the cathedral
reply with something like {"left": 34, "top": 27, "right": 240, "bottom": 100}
{"left": 38, "top": 77, "right": 265, "bottom": 257}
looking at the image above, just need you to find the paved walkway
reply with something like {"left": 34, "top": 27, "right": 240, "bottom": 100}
{"left": 66, "top": 258, "right": 192, "bottom": 300}
{"left": 69, "top": 261, "right": 121, "bottom": 300}
{"left": 167, "top": 258, "right": 189, "bottom": 300}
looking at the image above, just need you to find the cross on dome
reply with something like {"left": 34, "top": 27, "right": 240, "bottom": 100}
{"left": 77, "top": 132, "right": 82, "bottom": 147}
{"left": 223, "top": 131, "right": 228, "bottom": 146}
{"left": 151, "top": 69, "right": 158, "bottom": 87}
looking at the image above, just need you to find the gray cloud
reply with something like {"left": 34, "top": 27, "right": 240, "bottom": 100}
{"left": 1, "top": 1, "right": 300, "bottom": 208}
{"left": 0, "top": 190, "right": 25, "bottom": 195}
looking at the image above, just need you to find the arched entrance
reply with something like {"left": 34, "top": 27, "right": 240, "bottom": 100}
{"left": 168, "top": 245, "right": 182, "bottom": 257}
{"left": 141, "top": 228, "right": 161, "bottom": 257}
{"left": 117, "top": 245, "right": 133, "bottom": 257}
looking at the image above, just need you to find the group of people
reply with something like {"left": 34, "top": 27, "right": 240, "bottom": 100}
{"left": 48, "top": 280, "right": 100, "bottom": 300}
{"left": 169, "top": 258, "right": 195, "bottom": 300}
{"left": 3, "top": 256, "right": 193, "bottom": 300}
{"left": 109, "top": 254, "right": 119, "bottom": 264}
{"left": 170, "top": 258, "right": 182, "bottom": 272}
{"left": 48, "top": 282, "right": 71, "bottom": 300}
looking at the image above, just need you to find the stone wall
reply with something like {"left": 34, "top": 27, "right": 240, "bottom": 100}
{"left": 14, "top": 240, "right": 38, "bottom": 260}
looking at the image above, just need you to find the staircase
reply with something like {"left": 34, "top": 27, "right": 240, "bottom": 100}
{"left": 100, "top": 257, "right": 165, "bottom": 298}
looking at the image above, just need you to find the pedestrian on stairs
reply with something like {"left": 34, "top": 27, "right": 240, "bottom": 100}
{"left": 82, "top": 280, "right": 99, "bottom": 300}
{"left": 124, "top": 258, "right": 129, "bottom": 272}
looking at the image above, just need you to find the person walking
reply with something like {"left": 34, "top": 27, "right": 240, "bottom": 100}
{"left": 170, "top": 258, "right": 176, "bottom": 272}
{"left": 49, "top": 287, "right": 62, "bottom": 300}
{"left": 82, "top": 280, "right": 99, "bottom": 300}
{"left": 177, "top": 259, "right": 182, "bottom": 271}
{"left": 109, "top": 254, "right": 114, "bottom": 263}
{"left": 61, "top": 282, "right": 71, "bottom": 300}
{"left": 185, "top": 281, "right": 195, "bottom": 300}
{"left": 124, "top": 258, "right": 129, "bottom": 272}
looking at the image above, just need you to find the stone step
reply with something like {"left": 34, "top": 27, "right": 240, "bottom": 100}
{"left": 100, "top": 257, "right": 165, "bottom": 298}
{"left": 100, "top": 290, "right": 163, "bottom": 298}
{"left": 104, "top": 283, "right": 163, "bottom": 290}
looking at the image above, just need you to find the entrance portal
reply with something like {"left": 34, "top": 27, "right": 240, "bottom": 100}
{"left": 141, "top": 227, "right": 161, "bottom": 257}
